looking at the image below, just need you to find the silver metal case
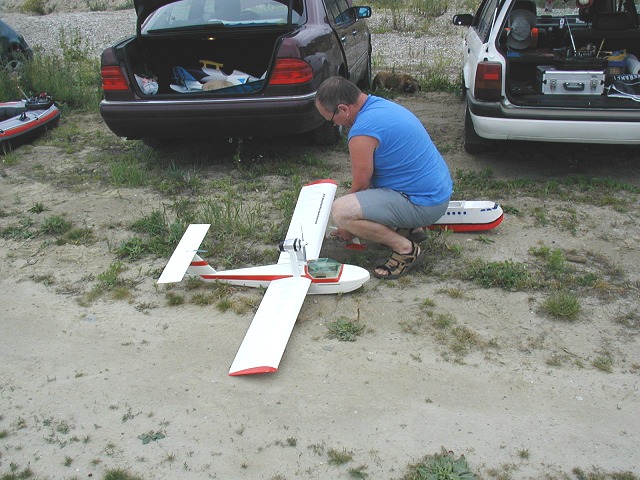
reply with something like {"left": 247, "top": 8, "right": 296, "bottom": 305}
{"left": 536, "top": 66, "right": 605, "bottom": 95}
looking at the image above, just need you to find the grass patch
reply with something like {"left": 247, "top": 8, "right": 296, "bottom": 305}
{"left": 0, "top": 30, "right": 100, "bottom": 112}
{"left": 540, "top": 291, "right": 582, "bottom": 321}
{"left": 104, "top": 470, "right": 145, "bottom": 480}
{"left": 40, "top": 215, "right": 72, "bottom": 236}
{"left": 464, "top": 259, "right": 535, "bottom": 292}
{"left": 452, "top": 169, "right": 639, "bottom": 211}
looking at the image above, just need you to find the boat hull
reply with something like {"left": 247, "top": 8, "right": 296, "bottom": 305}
{"left": 0, "top": 99, "right": 60, "bottom": 151}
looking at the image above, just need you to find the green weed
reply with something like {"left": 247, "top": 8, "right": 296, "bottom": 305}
{"left": 402, "top": 449, "right": 475, "bottom": 480}
{"left": 27, "top": 202, "right": 48, "bottom": 214}
{"left": 592, "top": 355, "right": 613, "bottom": 373}
{"left": 464, "top": 259, "right": 535, "bottom": 292}
{"left": 328, "top": 447, "right": 353, "bottom": 465}
{"left": 40, "top": 215, "right": 72, "bottom": 236}
{"left": 21, "top": 0, "right": 52, "bottom": 14}
{"left": 540, "top": 291, "right": 581, "bottom": 321}
{"left": 1, "top": 30, "right": 101, "bottom": 112}
{"left": 104, "top": 469, "right": 145, "bottom": 480}
{"left": 326, "top": 318, "right": 365, "bottom": 342}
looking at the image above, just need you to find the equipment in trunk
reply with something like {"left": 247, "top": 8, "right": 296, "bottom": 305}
{"left": 536, "top": 66, "right": 605, "bottom": 94}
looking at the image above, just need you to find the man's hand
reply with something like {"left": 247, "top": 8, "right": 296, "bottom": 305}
{"left": 329, "top": 227, "right": 356, "bottom": 243}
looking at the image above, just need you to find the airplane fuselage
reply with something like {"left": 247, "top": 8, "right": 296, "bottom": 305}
{"left": 189, "top": 260, "right": 370, "bottom": 295}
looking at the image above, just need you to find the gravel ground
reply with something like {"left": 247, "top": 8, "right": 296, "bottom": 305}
{"left": 0, "top": 7, "right": 463, "bottom": 77}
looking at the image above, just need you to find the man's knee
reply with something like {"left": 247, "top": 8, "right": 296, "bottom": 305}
{"left": 332, "top": 194, "right": 361, "bottom": 224}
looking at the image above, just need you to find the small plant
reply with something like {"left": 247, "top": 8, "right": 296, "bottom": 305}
{"left": 592, "top": 355, "right": 613, "bottom": 373}
{"left": 541, "top": 291, "right": 581, "bottom": 321}
{"left": 328, "top": 447, "right": 353, "bottom": 465}
{"left": 348, "top": 464, "right": 369, "bottom": 479}
{"left": 403, "top": 450, "right": 475, "bottom": 480}
{"left": 104, "top": 469, "right": 145, "bottom": 480}
{"left": 22, "top": 0, "right": 52, "bottom": 15}
{"left": 98, "top": 261, "right": 127, "bottom": 289}
{"left": 40, "top": 215, "right": 72, "bottom": 236}
{"left": 28, "top": 202, "right": 48, "bottom": 214}
{"left": 166, "top": 292, "right": 185, "bottom": 306}
{"left": 61, "top": 227, "right": 95, "bottom": 245}
{"left": 326, "top": 318, "right": 365, "bottom": 342}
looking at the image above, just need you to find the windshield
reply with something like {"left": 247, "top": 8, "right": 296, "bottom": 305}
{"left": 306, "top": 258, "right": 342, "bottom": 280}
{"left": 142, "top": 0, "right": 305, "bottom": 31}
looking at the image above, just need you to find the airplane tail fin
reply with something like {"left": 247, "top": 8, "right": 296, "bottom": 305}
{"left": 158, "top": 224, "right": 212, "bottom": 284}
{"left": 186, "top": 253, "right": 217, "bottom": 278}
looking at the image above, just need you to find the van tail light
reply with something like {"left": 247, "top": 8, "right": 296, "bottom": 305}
{"left": 474, "top": 62, "right": 502, "bottom": 101}
{"left": 101, "top": 66, "right": 130, "bottom": 91}
{"left": 268, "top": 58, "right": 313, "bottom": 85}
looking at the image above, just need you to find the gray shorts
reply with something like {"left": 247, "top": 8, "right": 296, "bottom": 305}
{"left": 355, "top": 188, "right": 449, "bottom": 228}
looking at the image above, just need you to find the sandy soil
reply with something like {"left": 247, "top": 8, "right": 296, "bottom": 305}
{"left": 1, "top": 91, "right": 639, "bottom": 480}
{"left": 2, "top": 3, "right": 640, "bottom": 478}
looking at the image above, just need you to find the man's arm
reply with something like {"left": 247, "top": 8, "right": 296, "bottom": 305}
{"left": 348, "top": 135, "right": 379, "bottom": 193}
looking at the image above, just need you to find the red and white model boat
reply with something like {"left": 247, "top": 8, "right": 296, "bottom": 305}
{"left": 0, "top": 93, "right": 60, "bottom": 150}
{"left": 430, "top": 200, "right": 504, "bottom": 232}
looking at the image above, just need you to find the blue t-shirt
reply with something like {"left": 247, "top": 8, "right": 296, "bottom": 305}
{"left": 348, "top": 95, "right": 453, "bottom": 206}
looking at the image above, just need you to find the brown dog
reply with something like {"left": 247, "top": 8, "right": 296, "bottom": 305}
{"left": 372, "top": 71, "right": 421, "bottom": 93}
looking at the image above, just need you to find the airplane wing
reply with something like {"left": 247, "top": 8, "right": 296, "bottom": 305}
{"left": 278, "top": 179, "right": 337, "bottom": 264}
{"left": 157, "top": 224, "right": 210, "bottom": 283}
{"left": 228, "top": 276, "right": 312, "bottom": 376}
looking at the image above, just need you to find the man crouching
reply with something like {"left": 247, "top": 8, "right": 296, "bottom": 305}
{"left": 315, "top": 76, "right": 452, "bottom": 279}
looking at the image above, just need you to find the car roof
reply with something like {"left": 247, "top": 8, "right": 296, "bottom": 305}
{"left": 0, "top": 19, "right": 30, "bottom": 49}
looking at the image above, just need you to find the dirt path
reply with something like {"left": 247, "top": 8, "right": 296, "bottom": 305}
{"left": 1, "top": 93, "right": 639, "bottom": 480}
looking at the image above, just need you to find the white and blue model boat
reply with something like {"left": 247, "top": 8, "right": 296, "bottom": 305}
{"left": 0, "top": 93, "right": 60, "bottom": 150}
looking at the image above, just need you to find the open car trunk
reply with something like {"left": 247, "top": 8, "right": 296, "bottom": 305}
{"left": 119, "top": 29, "right": 288, "bottom": 97}
{"left": 502, "top": 11, "right": 640, "bottom": 108}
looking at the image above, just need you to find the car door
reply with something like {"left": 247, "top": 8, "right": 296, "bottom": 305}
{"left": 324, "top": 0, "right": 368, "bottom": 79}
{"left": 465, "top": 0, "right": 502, "bottom": 93}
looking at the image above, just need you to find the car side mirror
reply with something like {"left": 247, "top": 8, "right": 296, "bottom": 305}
{"left": 354, "top": 6, "right": 372, "bottom": 19}
{"left": 453, "top": 14, "right": 473, "bottom": 26}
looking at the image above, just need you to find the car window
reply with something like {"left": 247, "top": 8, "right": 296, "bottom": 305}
{"left": 475, "top": 0, "right": 501, "bottom": 41}
{"left": 142, "top": 0, "right": 304, "bottom": 31}
{"left": 325, "top": 0, "right": 356, "bottom": 25}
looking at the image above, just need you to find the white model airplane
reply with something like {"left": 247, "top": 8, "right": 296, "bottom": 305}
{"left": 158, "top": 179, "right": 370, "bottom": 376}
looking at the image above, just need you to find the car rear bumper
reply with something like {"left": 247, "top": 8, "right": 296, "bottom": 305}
{"left": 100, "top": 92, "right": 323, "bottom": 140}
{"left": 468, "top": 96, "right": 640, "bottom": 144}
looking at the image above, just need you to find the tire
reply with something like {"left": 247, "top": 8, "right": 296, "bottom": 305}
{"left": 312, "top": 121, "right": 340, "bottom": 146}
{"left": 357, "top": 50, "right": 372, "bottom": 91}
{"left": 464, "top": 105, "right": 490, "bottom": 154}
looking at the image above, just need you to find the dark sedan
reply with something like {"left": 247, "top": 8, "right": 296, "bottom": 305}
{"left": 100, "top": 0, "right": 372, "bottom": 145}
{"left": 0, "top": 19, "right": 33, "bottom": 69}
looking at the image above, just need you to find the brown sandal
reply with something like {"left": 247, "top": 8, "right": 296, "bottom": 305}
{"left": 373, "top": 241, "right": 424, "bottom": 280}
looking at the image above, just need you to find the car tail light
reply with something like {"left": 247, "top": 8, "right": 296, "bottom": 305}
{"left": 474, "top": 62, "right": 502, "bottom": 101}
{"left": 268, "top": 58, "right": 313, "bottom": 85}
{"left": 101, "top": 66, "right": 130, "bottom": 91}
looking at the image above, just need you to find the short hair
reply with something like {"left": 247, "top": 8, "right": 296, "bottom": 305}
{"left": 316, "top": 76, "right": 362, "bottom": 111}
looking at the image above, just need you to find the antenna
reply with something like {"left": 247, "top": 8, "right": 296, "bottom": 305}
{"left": 18, "top": 86, "right": 29, "bottom": 101}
